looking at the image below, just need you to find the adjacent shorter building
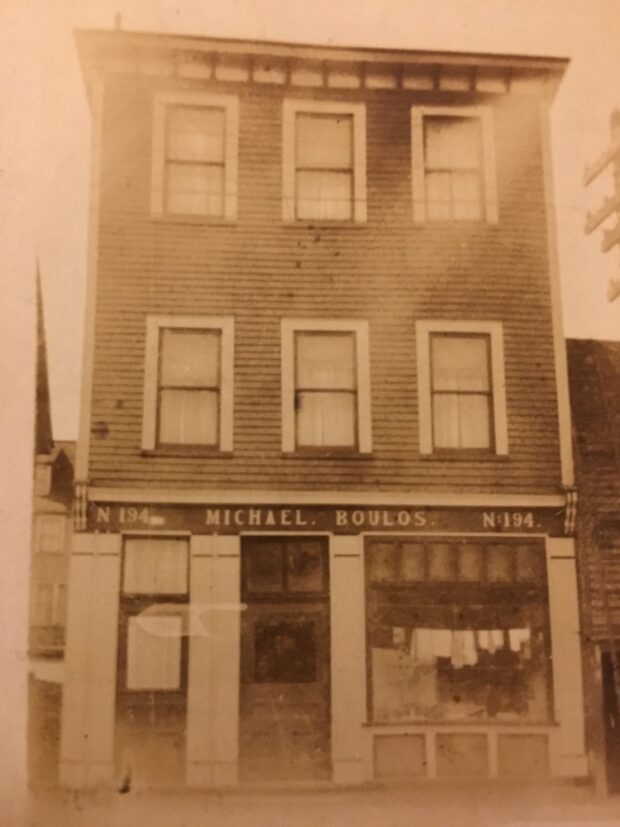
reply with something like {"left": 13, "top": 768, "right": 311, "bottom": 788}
{"left": 30, "top": 275, "right": 75, "bottom": 787}
{"left": 568, "top": 338, "right": 620, "bottom": 795}
{"left": 60, "top": 28, "right": 587, "bottom": 789}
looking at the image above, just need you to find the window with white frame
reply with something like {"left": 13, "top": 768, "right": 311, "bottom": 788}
{"left": 416, "top": 321, "right": 508, "bottom": 454}
{"left": 36, "top": 515, "right": 65, "bottom": 553}
{"left": 120, "top": 537, "right": 189, "bottom": 692}
{"left": 281, "top": 319, "right": 372, "bottom": 452}
{"left": 282, "top": 100, "right": 367, "bottom": 222}
{"left": 411, "top": 106, "right": 498, "bottom": 223}
{"left": 32, "top": 582, "right": 67, "bottom": 627}
{"left": 142, "top": 316, "right": 234, "bottom": 451}
{"left": 151, "top": 92, "right": 239, "bottom": 219}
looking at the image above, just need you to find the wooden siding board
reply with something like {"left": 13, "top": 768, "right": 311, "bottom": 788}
{"left": 87, "top": 77, "right": 562, "bottom": 493}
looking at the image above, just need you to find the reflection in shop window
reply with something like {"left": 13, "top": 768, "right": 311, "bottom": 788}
{"left": 366, "top": 539, "right": 551, "bottom": 724}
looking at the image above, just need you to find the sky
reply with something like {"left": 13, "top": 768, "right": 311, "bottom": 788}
{"left": 15, "top": 0, "right": 620, "bottom": 439}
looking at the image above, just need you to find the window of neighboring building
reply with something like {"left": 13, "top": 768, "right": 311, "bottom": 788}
{"left": 151, "top": 92, "right": 239, "bottom": 219}
{"left": 36, "top": 515, "right": 65, "bottom": 553}
{"left": 411, "top": 106, "right": 498, "bottom": 223}
{"left": 282, "top": 100, "right": 367, "bottom": 222}
{"left": 416, "top": 321, "right": 508, "bottom": 455}
{"left": 365, "top": 537, "right": 552, "bottom": 725}
{"left": 32, "top": 582, "right": 67, "bottom": 627}
{"left": 142, "top": 316, "right": 234, "bottom": 452}
{"left": 281, "top": 319, "right": 372, "bottom": 453}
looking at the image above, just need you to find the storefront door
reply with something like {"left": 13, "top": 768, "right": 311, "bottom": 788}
{"left": 602, "top": 652, "right": 620, "bottom": 794}
{"left": 239, "top": 537, "right": 331, "bottom": 782}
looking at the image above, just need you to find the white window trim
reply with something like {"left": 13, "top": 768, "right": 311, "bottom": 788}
{"left": 282, "top": 99, "right": 367, "bottom": 223}
{"left": 416, "top": 320, "right": 508, "bottom": 455}
{"left": 411, "top": 105, "right": 498, "bottom": 224}
{"left": 281, "top": 318, "right": 372, "bottom": 453}
{"left": 151, "top": 91, "right": 239, "bottom": 219}
{"left": 142, "top": 315, "right": 234, "bottom": 452}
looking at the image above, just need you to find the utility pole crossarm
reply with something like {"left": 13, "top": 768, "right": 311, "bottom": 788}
{"left": 582, "top": 137, "right": 620, "bottom": 186}
{"left": 585, "top": 191, "right": 620, "bottom": 235}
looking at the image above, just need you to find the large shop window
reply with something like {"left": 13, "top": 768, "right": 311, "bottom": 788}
{"left": 151, "top": 92, "right": 239, "bottom": 219}
{"left": 281, "top": 319, "right": 372, "bottom": 453}
{"left": 119, "top": 537, "right": 189, "bottom": 692}
{"left": 142, "top": 315, "right": 234, "bottom": 452}
{"left": 282, "top": 100, "right": 367, "bottom": 222}
{"left": 365, "top": 538, "right": 552, "bottom": 724}
{"left": 411, "top": 105, "right": 498, "bottom": 223}
{"left": 416, "top": 320, "right": 508, "bottom": 455}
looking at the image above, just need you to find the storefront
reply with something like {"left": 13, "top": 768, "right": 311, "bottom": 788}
{"left": 59, "top": 499, "right": 587, "bottom": 788}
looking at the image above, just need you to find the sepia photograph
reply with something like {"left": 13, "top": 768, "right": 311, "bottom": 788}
{"left": 1, "top": 1, "right": 620, "bottom": 824}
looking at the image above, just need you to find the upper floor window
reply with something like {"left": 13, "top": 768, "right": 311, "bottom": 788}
{"left": 151, "top": 92, "right": 239, "bottom": 219}
{"left": 411, "top": 106, "right": 498, "bottom": 223}
{"left": 281, "top": 319, "right": 372, "bottom": 453}
{"left": 142, "top": 316, "right": 234, "bottom": 452}
{"left": 416, "top": 320, "right": 508, "bottom": 455}
{"left": 282, "top": 100, "right": 367, "bottom": 223}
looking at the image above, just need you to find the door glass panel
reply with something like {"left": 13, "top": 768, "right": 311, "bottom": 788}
{"left": 287, "top": 543, "right": 324, "bottom": 592}
{"left": 254, "top": 619, "right": 317, "bottom": 683}
{"left": 123, "top": 538, "right": 188, "bottom": 595}
{"left": 246, "top": 544, "right": 284, "bottom": 593}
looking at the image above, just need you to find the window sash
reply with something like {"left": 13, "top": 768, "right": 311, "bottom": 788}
{"left": 156, "top": 328, "right": 221, "bottom": 447}
{"left": 123, "top": 538, "right": 189, "bottom": 596}
{"left": 294, "top": 112, "right": 354, "bottom": 220}
{"left": 163, "top": 104, "right": 226, "bottom": 217}
{"left": 423, "top": 115, "right": 484, "bottom": 220}
{"left": 294, "top": 331, "right": 358, "bottom": 448}
{"left": 429, "top": 333, "right": 493, "bottom": 450}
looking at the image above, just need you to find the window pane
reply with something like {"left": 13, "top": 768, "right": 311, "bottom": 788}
{"left": 516, "top": 546, "right": 544, "bottom": 582}
{"left": 296, "top": 391, "right": 356, "bottom": 447}
{"left": 400, "top": 544, "right": 426, "bottom": 581}
{"left": 424, "top": 116, "right": 481, "bottom": 169}
{"left": 296, "top": 170, "right": 352, "bottom": 220}
{"left": 457, "top": 544, "right": 484, "bottom": 581}
{"left": 160, "top": 329, "right": 220, "bottom": 387}
{"left": 127, "top": 614, "right": 182, "bottom": 690}
{"left": 368, "top": 543, "right": 398, "bottom": 583}
{"left": 296, "top": 113, "right": 352, "bottom": 169}
{"left": 428, "top": 543, "right": 456, "bottom": 580}
{"left": 159, "top": 389, "right": 218, "bottom": 445}
{"left": 123, "top": 538, "right": 188, "bottom": 595}
{"left": 433, "top": 393, "right": 490, "bottom": 449}
{"left": 425, "top": 171, "right": 452, "bottom": 221}
{"left": 296, "top": 333, "right": 355, "bottom": 389}
{"left": 431, "top": 336, "right": 490, "bottom": 392}
{"left": 56, "top": 584, "right": 67, "bottom": 626}
{"left": 166, "top": 163, "right": 224, "bottom": 216}
{"left": 34, "top": 584, "right": 54, "bottom": 626}
{"left": 287, "top": 543, "right": 324, "bottom": 592}
{"left": 487, "top": 545, "right": 514, "bottom": 582}
{"left": 452, "top": 171, "right": 482, "bottom": 220}
{"left": 246, "top": 544, "right": 283, "bottom": 593}
{"left": 167, "top": 106, "right": 224, "bottom": 163}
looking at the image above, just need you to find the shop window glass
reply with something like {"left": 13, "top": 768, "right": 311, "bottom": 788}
{"left": 123, "top": 538, "right": 188, "bottom": 595}
{"left": 126, "top": 614, "right": 183, "bottom": 690}
{"left": 366, "top": 539, "right": 551, "bottom": 724}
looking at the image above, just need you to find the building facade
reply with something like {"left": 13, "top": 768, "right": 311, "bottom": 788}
{"left": 61, "top": 28, "right": 586, "bottom": 789}
{"left": 568, "top": 339, "right": 620, "bottom": 795}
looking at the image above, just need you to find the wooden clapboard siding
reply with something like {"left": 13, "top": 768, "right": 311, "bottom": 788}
{"left": 87, "top": 69, "right": 563, "bottom": 493}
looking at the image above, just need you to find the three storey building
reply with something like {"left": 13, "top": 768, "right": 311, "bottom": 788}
{"left": 60, "top": 28, "right": 586, "bottom": 789}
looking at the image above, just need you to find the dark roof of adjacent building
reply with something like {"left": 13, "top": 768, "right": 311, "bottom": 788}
{"left": 567, "top": 338, "right": 620, "bottom": 527}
